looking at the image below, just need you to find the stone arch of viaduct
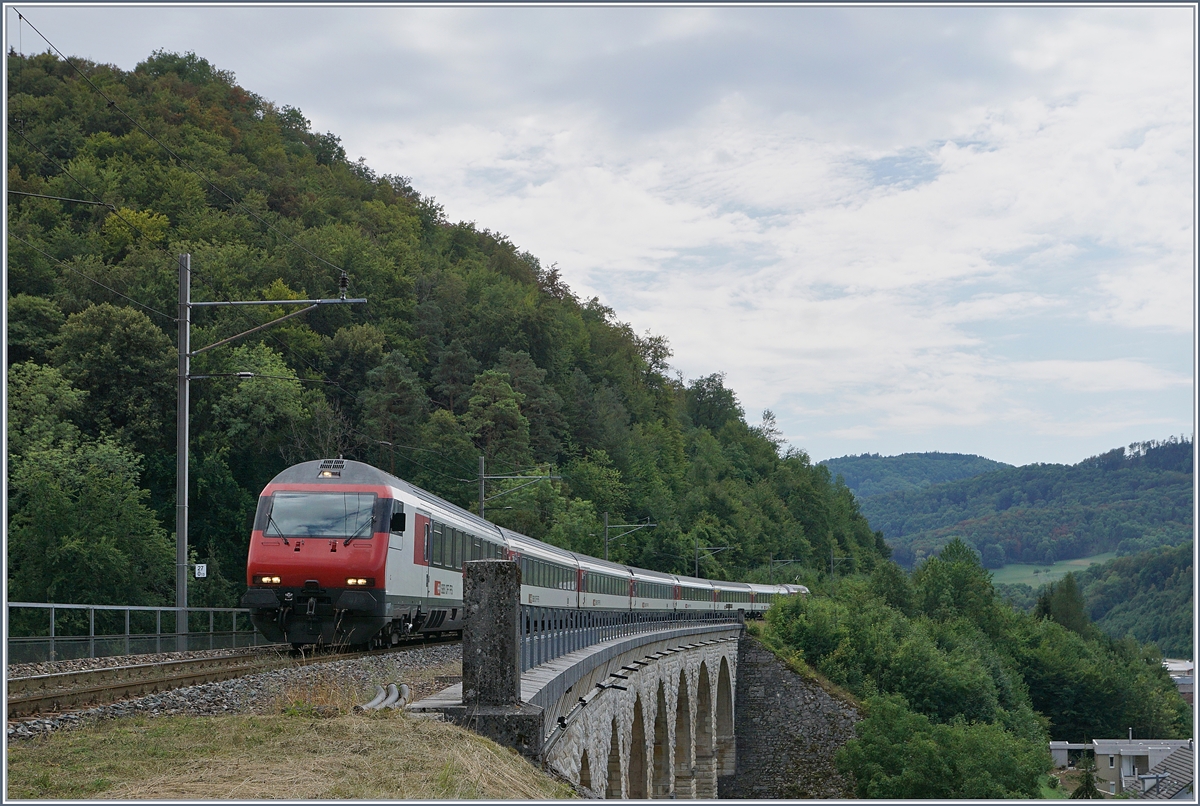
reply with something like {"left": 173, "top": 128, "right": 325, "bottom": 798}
{"left": 541, "top": 636, "right": 739, "bottom": 799}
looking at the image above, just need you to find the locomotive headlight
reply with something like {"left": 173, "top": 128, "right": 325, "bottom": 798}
{"left": 346, "top": 577, "right": 373, "bottom": 586}
{"left": 255, "top": 574, "right": 281, "bottom": 585}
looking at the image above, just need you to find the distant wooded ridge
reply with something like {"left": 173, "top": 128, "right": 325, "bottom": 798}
{"left": 821, "top": 438, "right": 1192, "bottom": 570}
{"left": 820, "top": 451, "right": 1011, "bottom": 498}
{"left": 825, "top": 440, "right": 1194, "bottom": 657}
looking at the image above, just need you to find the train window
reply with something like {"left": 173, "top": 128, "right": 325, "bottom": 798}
{"left": 389, "top": 504, "right": 405, "bottom": 535}
{"left": 599, "top": 574, "right": 623, "bottom": 596}
{"left": 432, "top": 523, "right": 444, "bottom": 567}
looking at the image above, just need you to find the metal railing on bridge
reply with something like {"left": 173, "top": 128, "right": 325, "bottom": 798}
{"left": 519, "top": 607, "right": 741, "bottom": 673}
{"left": 6, "top": 602, "right": 269, "bottom": 664}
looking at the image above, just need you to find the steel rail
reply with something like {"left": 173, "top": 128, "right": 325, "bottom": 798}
{"left": 7, "top": 636, "right": 461, "bottom": 720}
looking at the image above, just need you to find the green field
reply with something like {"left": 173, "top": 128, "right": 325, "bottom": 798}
{"left": 990, "top": 553, "right": 1117, "bottom": 587}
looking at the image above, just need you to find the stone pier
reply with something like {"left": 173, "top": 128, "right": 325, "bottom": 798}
{"left": 428, "top": 560, "right": 544, "bottom": 760}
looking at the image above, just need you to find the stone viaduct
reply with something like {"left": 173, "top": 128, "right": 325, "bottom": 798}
{"left": 537, "top": 629, "right": 740, "bottom": 798}
{"left": 410, "top": 560, "right": 744, "bottom": 798}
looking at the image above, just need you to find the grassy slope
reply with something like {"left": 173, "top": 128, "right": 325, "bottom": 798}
{"left": 8, "top": 650, "right": 573, "bottom": 800}
{"left": 989, "top": 553, "right": 1117, "bottom": 587}
{"left": 6, "top": 712, "right": 575, "bottom": 800}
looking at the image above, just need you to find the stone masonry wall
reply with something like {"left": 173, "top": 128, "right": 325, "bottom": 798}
{"left": 717, "top": 635, "right": 859, "bottom": 799}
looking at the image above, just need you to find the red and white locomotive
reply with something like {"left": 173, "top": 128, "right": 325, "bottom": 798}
{"left": 241, "top": 459, "right": 807, "bottom": 648}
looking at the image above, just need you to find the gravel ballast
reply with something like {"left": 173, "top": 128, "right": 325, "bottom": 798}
{"left": 7, "top": 645, "right": 288, "bottom": 680}
{"left": 6, "top": 643, "right": 462, "bottom": 741}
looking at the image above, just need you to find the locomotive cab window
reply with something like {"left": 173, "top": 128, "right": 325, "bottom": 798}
{"left": 261, "top": 492, "right": 378, "bottom": 539}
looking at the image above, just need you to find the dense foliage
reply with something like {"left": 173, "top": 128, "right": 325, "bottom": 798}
{"left": 820, "top": 451, "right": 1010, "bottom": 498}
{"left": 6, "top": 50, "right": 890, "bottom": 609}
{"left": 857, "top": 439, "right": 1192, "bottom": 569}
{"left": 1075, "top": 542, "right": 1194, "bottom": 658}
{"left": 759, "top": 539, "right": 1191, "bottom": 797}
{"left": 995, "top": 542, "right": 1194, "bottom": 659}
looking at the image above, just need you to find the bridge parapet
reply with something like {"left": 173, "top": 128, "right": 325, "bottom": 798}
{"left": 521, "top": 605, "right": 741, "bottom": 672}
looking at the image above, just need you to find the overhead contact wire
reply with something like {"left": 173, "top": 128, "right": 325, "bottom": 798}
{"left": 8, "top": 234, "right": 177, "bottom": 322}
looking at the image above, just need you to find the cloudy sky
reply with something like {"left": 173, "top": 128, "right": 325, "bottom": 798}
{"left": 9, "top": 5, "right": 1195, "bottom": 466}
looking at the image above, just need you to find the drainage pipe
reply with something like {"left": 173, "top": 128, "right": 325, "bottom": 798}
{"left": 355, "top": 684, "right": 387, "bottom": 711}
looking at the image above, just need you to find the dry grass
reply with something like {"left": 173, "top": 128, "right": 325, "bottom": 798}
{"left": 7, "top": 659, "right": 575, "bottom": 800}
{"left": 8, "top": 713, "right": 575, "bottom": 800}
{"left": 262, "top": 655, "right": 462, "bottom": 715}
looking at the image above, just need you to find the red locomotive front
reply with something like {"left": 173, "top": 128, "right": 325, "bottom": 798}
{"left": 241, "top": 460, "right": 396, "bottom": 647}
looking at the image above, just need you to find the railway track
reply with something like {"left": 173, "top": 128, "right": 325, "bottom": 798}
{"left": 7, "top": 635, "right": 461, "bottom": 720}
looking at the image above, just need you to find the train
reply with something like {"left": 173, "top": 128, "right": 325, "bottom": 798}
{"left": 239, "top": 459, "right": 808, "bottom": 648}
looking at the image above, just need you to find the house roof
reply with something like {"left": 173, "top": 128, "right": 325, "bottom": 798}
{"left": 1133, "top": 745, "right": 1194, "bottom": 800}
{"left": 1093, "top": 739, "right": 1192, "bottom": 754}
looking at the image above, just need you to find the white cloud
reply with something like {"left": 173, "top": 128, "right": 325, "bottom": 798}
{"left": 1002, "top": 359, "right": 1191, "bottom": 394}
{"left": 14, "top": 4, "right": 1194, "bottom": 466}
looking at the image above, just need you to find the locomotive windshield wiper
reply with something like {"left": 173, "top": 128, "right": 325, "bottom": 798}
{"left": 266, "top": 514, "right": 289, "bottom": 545}
{"left": 343, "top": 518, "right": 373, "bottom": 546}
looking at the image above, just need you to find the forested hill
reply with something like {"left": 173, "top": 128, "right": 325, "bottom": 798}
{"left": 860, "top": 438, "right": 1193, "bottom": 569}
{"left": 819, "top": 451, "right": 1010, "bottom": 498}
{"left": 5, "top": 50, "right": 889, "bottom": 609}
{"left": 1076, "top": 541, "right": 1194, "bottom": 658}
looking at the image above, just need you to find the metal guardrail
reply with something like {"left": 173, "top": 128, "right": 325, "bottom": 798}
{"left": 6, "top": 602, "right": 267, "bottom": 663}
{"left": 519, "top": 607, "right": 741, "bottom": 673}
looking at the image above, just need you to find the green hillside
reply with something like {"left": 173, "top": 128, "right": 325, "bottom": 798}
{"left": 5, "top": 50, "right": 889, "bottom": 609}
{"left": 760, "top": 541, "right": 1190, "bottom": 797}
{"left": 857, "top": 439, "right": 1192, "bottom": 570}
{"left": 1077, "top": 541, "right": 1194, "bottom": 658}
{"left": 820, "top": 451, "right": 1010, "bottom": 498}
